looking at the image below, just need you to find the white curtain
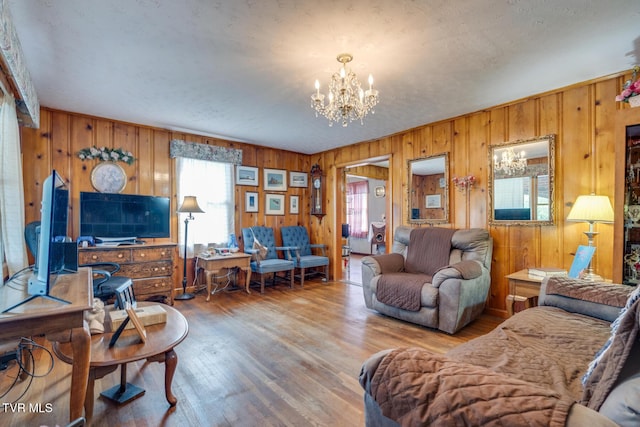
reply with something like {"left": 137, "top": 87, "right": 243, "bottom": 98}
{"left": 176, "top": 157, "right": 234, "bottom": 258}
{"left": 0, "top": 94, "right": 27, "bottom": 282}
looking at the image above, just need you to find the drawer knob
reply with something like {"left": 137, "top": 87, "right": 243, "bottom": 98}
{"left": 153, "top": 267, "right": 159, "bottom": 271}
{"left": 140, "top": 253, "right": 146, "bottom": 257}
{"left": 92, "top": 255, "right": 98, "bottom": 260}
{"left": 118, "top": 254, "right": 123, "bottom": 258}
{"left": 161, "top": 251, "right": 166, "bottom": 256}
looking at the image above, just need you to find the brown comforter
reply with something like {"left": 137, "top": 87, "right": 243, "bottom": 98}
{"left": 368, "top": 307, "right": 612, "bottom": 426}
{"left": 369, "top": 348, "right": 575, "bottom": 426}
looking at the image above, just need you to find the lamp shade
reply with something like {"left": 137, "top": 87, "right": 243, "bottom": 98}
{"left": 567, "top": 194, "right": 614, "bottom": 223}
{"left": 178, "top": 196, "right": 204, "bottom": 213}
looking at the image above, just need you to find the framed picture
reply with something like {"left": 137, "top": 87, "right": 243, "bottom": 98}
{"left": 374, "top": 186, "right": 386, "bottom": 198}
{"left": 245, "top": 191, "right": 258, "bottom": 213}
{"left": 266, "top": 194, "right": 285, "bottom": 215}
{"left": 125, "top": 302, "right": 147, "bottom": 343}
{"left": 264, "top": 168, "right": 287, "bottom": 191}
{"left": 426, "top": 194, "right": 441, "bottom": 208}
{"left": 289, "top": 171, "right": 308, "bottom": 188}
{"left": 290, "top": 195, "right": 299, "bottom": 214}
{"left": 236, "top": 165, "right": 259, "bottom": 186}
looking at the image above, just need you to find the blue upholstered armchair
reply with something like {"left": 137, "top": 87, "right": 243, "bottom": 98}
{"left": 280, "top": 226, "right": 329, "bottom": 286}
{"left": 241, "top": 226, "right": 295, "bottom": 293}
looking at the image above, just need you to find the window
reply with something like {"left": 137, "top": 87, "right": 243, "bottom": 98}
{"left": 494, "top": 174, "right": 549, "bottom": 221}
{"left": 346, "top": 180, "right": 368, "bottom": 238}
{"left": 176, "top": 157, "right": 234, "bottom": 256}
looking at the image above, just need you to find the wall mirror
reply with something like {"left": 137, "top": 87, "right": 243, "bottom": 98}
{"left": 488, "top": 134, "right": 556, "bottom": 226}
{"left": 408, "top": 153, "right": 449, "bottom": 224}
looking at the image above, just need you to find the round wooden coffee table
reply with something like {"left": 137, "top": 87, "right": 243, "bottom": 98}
{"left": 54, "top": 302, "right": 188, "bottom": 420}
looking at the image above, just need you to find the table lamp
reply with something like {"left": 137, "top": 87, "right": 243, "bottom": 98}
{"left": 175, "top": 196, "right": 204, "bottom": 300}
{"left": 566, "top": 193, "right": 614, "bottom": 281}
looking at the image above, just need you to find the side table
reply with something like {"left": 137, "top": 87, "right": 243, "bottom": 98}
{"left": 505, "top": 269, "right": 544, "bottom": 316}
{"left": 197, "top": 253, "right": 252, "bottom": 300}
{"left": 53, "top": 302, "right": 189, "bottom": 420}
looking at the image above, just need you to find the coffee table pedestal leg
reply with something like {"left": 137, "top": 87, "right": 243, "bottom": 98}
{"left": 100, "top": 363, "right": 145, "bottom": 404}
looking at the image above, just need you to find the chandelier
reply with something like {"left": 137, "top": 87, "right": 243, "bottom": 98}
{"left": 494, "top": 147, "right": 527, "bottom": 175}
{"left": 310, "top": 53, "right": 379, "bottom": 127}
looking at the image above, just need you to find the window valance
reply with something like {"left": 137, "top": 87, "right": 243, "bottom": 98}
{"left": 170, "top": 139, "right": 242, "bottom": 165}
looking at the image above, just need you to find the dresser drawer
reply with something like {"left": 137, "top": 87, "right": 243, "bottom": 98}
{"left": 79, "top": 249, "right": 132, "bottom": 264}
{"left": 133, "top": 276, "right": 173, "bottom": 295}
{"left": 119, "top": 260, "right": 173, "bottom": 279}
{"left": 132, "top": 246, "right": 173, "bottom": 262}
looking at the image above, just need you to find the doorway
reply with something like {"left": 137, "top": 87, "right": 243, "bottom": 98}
{"left": 337, "top": 157, "right": 391, "bottom": 285}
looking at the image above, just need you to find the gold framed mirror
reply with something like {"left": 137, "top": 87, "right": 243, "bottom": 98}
{"left": 407, "top": 153, "right": 449, "bottom": 224}
{"left": 488, "top": 134, "right": 556, "bottom": 226}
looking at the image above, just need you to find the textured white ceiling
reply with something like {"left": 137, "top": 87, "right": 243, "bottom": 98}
{"left": 7, "top": 0, "right": 640, "bottom": 154}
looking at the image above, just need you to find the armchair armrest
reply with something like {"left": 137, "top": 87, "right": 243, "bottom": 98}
{"left": 432, "top": 260, "right": 483, "bottom": 288}
{"left": 362, "top": 253, "right": 405, "bottom": 276}
{"left": 276, "top": 245, "right": 299, "bottom": 262}
{"left": 361, "top": 254, "right": 405, "bottom": 309}
{"left": 309, "top": 243, "right": 327, "bottom": 256}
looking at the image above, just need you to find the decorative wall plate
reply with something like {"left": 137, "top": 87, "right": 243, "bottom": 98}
{"left": 91, "top": 162, "right": 127, "bottom": 193}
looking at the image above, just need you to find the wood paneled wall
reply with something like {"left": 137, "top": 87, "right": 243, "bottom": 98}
{"left": 19, "top": 109, "right": 311, "bottom": 290}
{"left": 316, "top": 71, "right": 640, "bottom": 317}
{"left": 19, "top": 71, "right": 640, "bottom": 316}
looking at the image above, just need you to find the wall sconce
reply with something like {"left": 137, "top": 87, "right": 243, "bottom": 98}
{"left": 452, "top": 175, "right": 476, "bottom": 192}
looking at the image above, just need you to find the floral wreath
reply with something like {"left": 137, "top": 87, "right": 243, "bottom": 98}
{"left": 77, "top": 146, "right": 136, "bottom": 165}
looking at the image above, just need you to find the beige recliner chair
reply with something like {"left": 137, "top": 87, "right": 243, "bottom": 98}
{"left": 361, "top": 226, "right": 493, "bottom": 334}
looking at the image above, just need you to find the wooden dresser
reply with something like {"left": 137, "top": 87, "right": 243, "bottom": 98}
{"left": 78, "top": 243, "right": 176, "bottom": 305}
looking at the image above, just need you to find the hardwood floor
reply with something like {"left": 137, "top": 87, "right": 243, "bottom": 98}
{"left": 2, "top": 279, "right": 502, "bottom": 426}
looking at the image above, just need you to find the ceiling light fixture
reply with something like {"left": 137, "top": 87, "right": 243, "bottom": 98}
{"left": 494, "top": 147, "right": 527, "bottom": 175}
{"left": 311, "top": 53, "right": 379, "bottom": 127}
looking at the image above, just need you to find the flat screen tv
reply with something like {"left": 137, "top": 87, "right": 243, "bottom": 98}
{"left": 3, "top": 170, "right": 71, "bottom": 312}
{"left": 80, "top": 192, "right": 170, "bottom": 240}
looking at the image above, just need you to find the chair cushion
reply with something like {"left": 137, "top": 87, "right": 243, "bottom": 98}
{"left": 297, "top": 255, "right": 329, "bottom": 269}
{"left": 405, "top": 228, "right": 456, "bottom": 275}
{"left": 281, "top": 226, "right": 312, "bottom": 256}
{"left": 250, "top": 258, "right": 294, "bottom": 274}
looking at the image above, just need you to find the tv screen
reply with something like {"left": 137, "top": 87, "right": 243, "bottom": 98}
{"left": 80, "top": 192, "right": 170, "bottom": 239}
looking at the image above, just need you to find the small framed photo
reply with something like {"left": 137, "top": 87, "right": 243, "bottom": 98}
{"left": 264, "top": 168, "right": 287, "bottom": 191}
{"left": 236, "top": 165, "right": 259, "bottom": 186}
{"left": 125, "top": 302, "right": 147, "bottom": 343}
{"left": 245, "top": 191, "right": 258, "bottom": 213}
{"left": 266, "top": 194, "right": 285, "bottom": 215}
{"left": 290, "top": 195, "right": 299, "bottom": 214}
{"left": 426, "top": 194, "right": 441, "bottom": 209}
{"left": 439, "top": 177, "right": 446, "bottom": 188}
{"left": 374, "top": 186, "right": 386, "bottom": 198}
{"left": 289, "top": 171, "right": 308, "bottom": 188}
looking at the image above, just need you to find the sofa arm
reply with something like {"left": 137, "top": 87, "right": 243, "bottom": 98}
{"left": 539, "top": 277, "right": 632, "bottom": 323}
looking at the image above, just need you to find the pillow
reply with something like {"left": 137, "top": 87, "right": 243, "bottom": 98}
{"left": 252, "top": 238, "right": 268, "bottom": 262}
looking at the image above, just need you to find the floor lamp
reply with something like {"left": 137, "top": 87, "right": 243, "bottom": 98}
{"left": 175, "top": 196, "right": 204, "bottom": 300}
{"left": 567, "top": 193, "right": 614, "bottom": 281}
